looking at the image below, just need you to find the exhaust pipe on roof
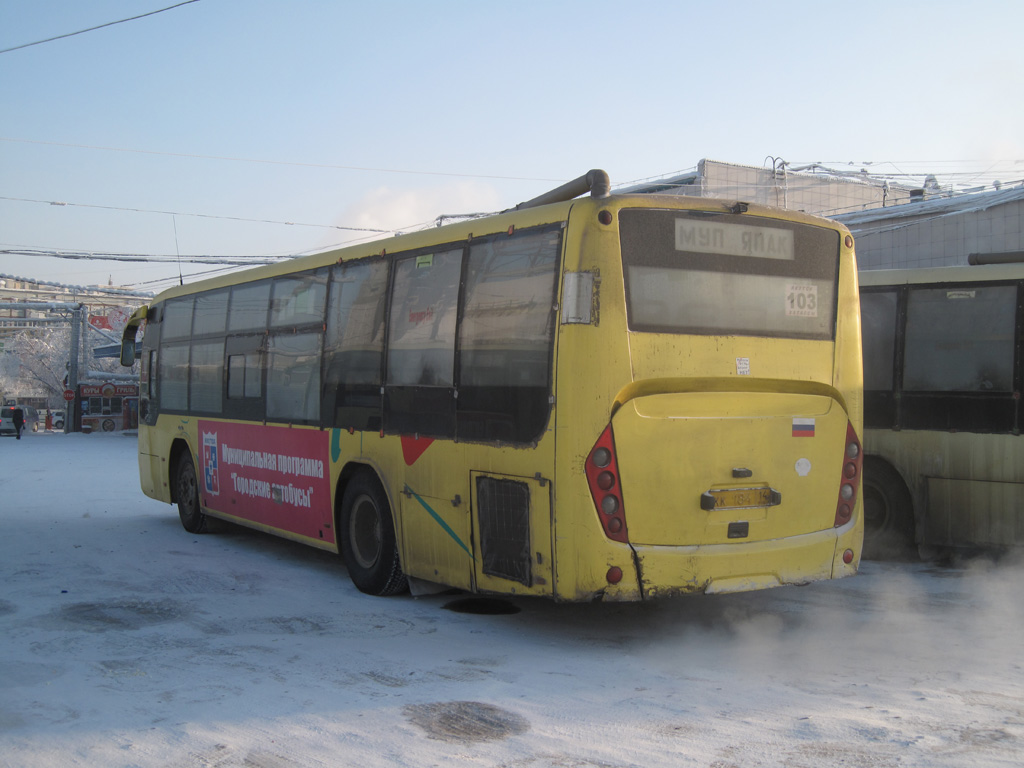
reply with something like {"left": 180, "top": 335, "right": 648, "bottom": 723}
{"left": 515, "top": 169, "right": 610, "bottom": 210}
{"left": 968, "top": 251, "right": 1024, "bottom": 265}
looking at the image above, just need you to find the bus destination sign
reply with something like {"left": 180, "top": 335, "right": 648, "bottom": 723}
{"left": 675, "top": 219, "right": 795, "bottom": 261}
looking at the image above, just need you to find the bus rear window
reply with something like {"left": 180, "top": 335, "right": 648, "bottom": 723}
{"left": 619, "top": 209, "right": 840, "bottom": 340}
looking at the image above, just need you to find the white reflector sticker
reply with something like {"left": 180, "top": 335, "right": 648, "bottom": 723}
{"left": 561, "top": 271, "right": 594, "bottom": 324}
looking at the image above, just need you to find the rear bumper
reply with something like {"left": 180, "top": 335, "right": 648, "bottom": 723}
{"left": 628, "top": 522, "right": 861, "bottom": 598}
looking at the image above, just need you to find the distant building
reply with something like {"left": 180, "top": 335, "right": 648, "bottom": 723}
{"left": 0, "top": 274, "right": 151, "bottom": 342}
{"left": 835, "top": 185, "right": 1024, "bottom": 269}
{"left": 626, "top": 158, "right": 918, "bottom": 217}
{"left": 633, "top": 159, "right": 1024, "bottom": 271}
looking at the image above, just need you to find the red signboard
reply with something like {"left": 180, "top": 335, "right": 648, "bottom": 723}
{"left": 197, "top": 421, "right": 333, "bottom": 544}
{"left": 89, "top": 315, "right": 113, "bottom": 331}
{"left": 63, "top": 389, "right": 75, "bottom": 402}
{"left": 79, "top": 382, "right": 139, "bottom": 397}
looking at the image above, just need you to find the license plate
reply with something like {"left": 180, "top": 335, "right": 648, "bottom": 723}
{"left": 703, "top": 486, "right": 781, "bottom": 511}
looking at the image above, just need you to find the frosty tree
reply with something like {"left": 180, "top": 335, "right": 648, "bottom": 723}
{"left": 1, "top": 325, "right": 132, "bottom": 405}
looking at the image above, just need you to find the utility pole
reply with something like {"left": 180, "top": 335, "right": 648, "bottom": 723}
{"left": 67, "top": 306, "right": 82, "bottom": 433}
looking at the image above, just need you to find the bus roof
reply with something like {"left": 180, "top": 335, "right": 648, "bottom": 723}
{"left": 149, "top": 191, "right": 850, "bottom": 305}
{"left": 859, "top": 263, "right": 1024, "bottom": 287}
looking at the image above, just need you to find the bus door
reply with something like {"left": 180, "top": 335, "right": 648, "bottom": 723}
{"left": 470, "top": 471, "right": 553, "bottom": 596}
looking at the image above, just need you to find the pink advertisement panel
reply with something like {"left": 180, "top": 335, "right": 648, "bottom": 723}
{"left": 198, "top": 421, "right": 334, "bottom": 544}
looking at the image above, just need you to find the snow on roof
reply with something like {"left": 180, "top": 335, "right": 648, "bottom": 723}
{"left": 836, "top": 184, "right": 1024, "bottom": 228}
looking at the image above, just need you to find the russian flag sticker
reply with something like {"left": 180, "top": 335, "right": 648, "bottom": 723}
{"left": 792, "top": 418, "right": 816, "bottom": 437}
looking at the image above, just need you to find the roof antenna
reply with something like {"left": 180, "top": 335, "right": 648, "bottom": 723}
{"left": 172, "top": 214, "right": 183, "bottom": 285}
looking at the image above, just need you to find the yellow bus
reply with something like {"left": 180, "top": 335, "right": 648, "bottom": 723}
{"left": 859, "top": 263, "right": 1023, "bottom": 557}
{"left": 121, "top": 170, "right": 864, "bottom": 600}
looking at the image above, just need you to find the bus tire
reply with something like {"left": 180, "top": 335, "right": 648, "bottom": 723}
{"left": 339, "top": 471, "right": 408, "bottom": 597}
{"left": 175, "top": 451, "right": 210, "bottom": 534}
{"left": 862, "top": 457, "right": 915, "bottom": 560}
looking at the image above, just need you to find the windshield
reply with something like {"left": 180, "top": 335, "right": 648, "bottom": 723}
{"left": 619, "top": 209, "right": 840, "bottom": 340}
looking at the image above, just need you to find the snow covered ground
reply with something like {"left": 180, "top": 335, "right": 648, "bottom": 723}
{"left": 1, "top": 431, "right": 1022, "bottom": 768}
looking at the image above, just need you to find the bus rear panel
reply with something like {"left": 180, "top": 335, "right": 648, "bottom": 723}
{"left": 552, "top": 198, "right": 862, "bottom": 600}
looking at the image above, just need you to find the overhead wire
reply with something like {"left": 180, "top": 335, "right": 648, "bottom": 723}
{"left": 4, "top": 156, "right": 1022, "bottom": 290}
{"left": 0, "top": 195, "right": 392, "bottom": 234}
{"left": 0, "top": 248, "right": 282, "bottom": 266}
{"left": 0, "top": 1, "right": 202, "bottom": 55}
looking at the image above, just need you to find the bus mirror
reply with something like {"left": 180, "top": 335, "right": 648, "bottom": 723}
{"left": 119, "top": 305, "right": 148, "bottom": 368}
{"left": 120, "top": 339, "right": 136, "bottom": 367}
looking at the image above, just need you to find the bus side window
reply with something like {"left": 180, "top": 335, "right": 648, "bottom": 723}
{"left": 159, "top": 343, "right": 190, "bottom": 412}
{"left": 227, "top": 351, "right": 262, "bottom": 399}
{"left": 900, "top": 283, "right": 1018, "bottom": 433}
{"left": 384, "top": 248, "right": 463, "bottom": 437}
{"left": 193, "top": 289, "right": 229, "bottom": 336}
{"left": 860, "top": 289, "right": 899, "bottom": 429}
{"left": 267, "top": 332, "right": 322, "bottom": 422}
{"left": 223, "top": 335, "right": 265, "bottom": 422}
{"left": 190, "top": 340, "right": 225, "bottom": 414}
{"left": 457, "top": 229, "right": 561, "bottom": 443}
{"left": 228, "top": 282, "right": 272, "bottom": 332}
{"left": 904, "top": 285, "right": 1016, "bottom": 392}
{"left": 324, "top": 258, "right": 388, "bottom": 431}
{"left": 270, "top": 272, "right": 328, "bottom": 329}
{"left": 189, "top": 290, "right": 228, "bottom": 415}
{"left": 162, "top": 297, "right": 195, "bottom": 340}
{"left": 147, "top": 350, "right": 156, "bottom": 399}
{"left": 140, "top": 313, "right": 159, "bottom": 424}
{"left": 159, "top": 297, "right": 194, "bottom": 414}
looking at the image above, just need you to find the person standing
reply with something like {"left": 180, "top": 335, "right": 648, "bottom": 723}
{"left": 13, "top": 407, "right": 24, "bottom": 439}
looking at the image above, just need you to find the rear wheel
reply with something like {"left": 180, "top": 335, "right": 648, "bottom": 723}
{"left": 175, "top": 451, "right": 210, "bottom": 534}
{"left": 862, "top": 457, "right": 916, "bottom": 560}
{"left": 340, "top": 471, "right": 408, "bottom": 596}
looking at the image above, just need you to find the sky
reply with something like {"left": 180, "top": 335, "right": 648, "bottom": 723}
{"left": 1, "top": 0, "right": 1023, "bottom": 293}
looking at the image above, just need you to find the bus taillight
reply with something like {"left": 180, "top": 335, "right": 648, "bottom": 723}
{"left": 835, "top": 422, "right": 863, "bottom": 527}
{"left": 586, "top": 425, "right": 629, "bottom": 543}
